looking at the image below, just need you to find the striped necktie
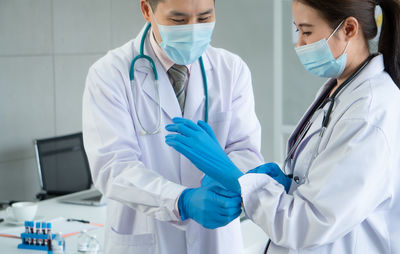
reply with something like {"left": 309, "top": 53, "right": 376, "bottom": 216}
{"left": 168, "top": 64, "right": 188, "bottom": 113}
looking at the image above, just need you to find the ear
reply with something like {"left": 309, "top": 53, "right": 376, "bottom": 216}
{"left": 342, "top": 17, "right": 359, "bottom": 41}
{"left": 140, "top": 0, "right": 152, "bottom": 23}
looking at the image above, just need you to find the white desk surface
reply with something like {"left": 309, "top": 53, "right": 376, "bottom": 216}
{"left": 0, "top": 191, "right": 268, "bottom": 254}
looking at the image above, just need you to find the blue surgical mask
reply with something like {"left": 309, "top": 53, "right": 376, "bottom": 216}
{"left": 295, "top": 21, "right": 350, "bottom": 78}
{"left": 155, "top": 22, "right": 215, "bottom": 65}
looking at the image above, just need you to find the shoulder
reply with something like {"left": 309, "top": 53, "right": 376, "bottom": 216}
{"left": 369, "top": 71, "right": 400, "bottom": 105}
{"left": 337, "top": 69, "right": 400, "bottom": 139}
{"left": 346, "top": 72, "right": 399, "bottom": 116}
{"left": 89, "top": 40, "right": 136, "bottom": 80}
{"left": 85, "top": 39, "right": 137, "bottom": 98}
{"left": 368, "top": 71, "right": 400, "bottom": 122}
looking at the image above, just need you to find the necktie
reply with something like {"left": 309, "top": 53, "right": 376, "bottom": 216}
{"left": 168, "top": 64, "right": 188, "bottom": 113}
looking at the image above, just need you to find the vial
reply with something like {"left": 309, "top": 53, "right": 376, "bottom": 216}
{"left": 24, "top": 221, "right": 31, "bottom": 245}
{"left": 41, "top": 222, "right": 47, "bottom": 246}
{"left": 77, "top": 230, "right": 90, "bottom": 252}
{"left": 47, "top": 222, "right": 52, "bottom": 251}
{"left": 52, "top": 232, "right": 65, "bottom": 254}
{"left": 87, "top": 235, "right": 100, "bottom": 254}
{"left": 35, "top": 222, "right": 41, "bottom": 245}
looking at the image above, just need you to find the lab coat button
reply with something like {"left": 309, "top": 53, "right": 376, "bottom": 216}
{"left": 294, "top": 176, "right": 301, "bottom": 184}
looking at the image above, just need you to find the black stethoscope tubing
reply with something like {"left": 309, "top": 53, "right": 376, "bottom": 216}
{"left": 319, "top": 54, "right": 376, "bottom": 131}
{"left": 284, "top": 54, "right": 376, "bottom": 179}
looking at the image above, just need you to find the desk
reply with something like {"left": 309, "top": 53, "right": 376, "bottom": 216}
{"left": 0, "top": 192, "right": 106, "bottom": 254}
{"left": 0, "top": 192, "right": 268, "bottom": 254}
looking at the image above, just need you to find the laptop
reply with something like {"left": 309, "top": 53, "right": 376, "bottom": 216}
{"left": 34, "top": 132, "right": 106, "bottom": 206}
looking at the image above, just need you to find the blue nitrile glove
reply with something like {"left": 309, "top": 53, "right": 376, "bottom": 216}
{"left": 201, "top": 174, "right": 219, "bottom": 187}
{"left": 201, "top": 174, "right": 230, "bottom": 192}
{"left": 165, "top": 117, "right": 244, "bottom": 193}
{"left": 247, "top": 163, "right": 292, "bottom": 193}
{"left": 178, "top": 185, "right": 242, "bottom": 229}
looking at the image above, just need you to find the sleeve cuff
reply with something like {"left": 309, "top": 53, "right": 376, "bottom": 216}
{"left": 239, "top": 173, "right": 284, "bottom": 219}
{"left": 239, "top": 173, "right": 273, "bottom": 194}
{"left": 173, "top": 189, "right": 185, "bottom": 221}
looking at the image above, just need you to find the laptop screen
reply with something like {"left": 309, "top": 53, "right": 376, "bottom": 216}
{"left": 35, "top": 133, "right": 92, "bottom": 195}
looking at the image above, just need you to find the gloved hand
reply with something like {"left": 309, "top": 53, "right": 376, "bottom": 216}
{"left": 178, "top": 185, "right": 242, "bottom": 229}
{"left": 166, "top": 118, "right": 243, "bottom": 193}
{"left": 201, "top": 174, "right": 219, "bottom": 187}
{"left": 201, "top": 174, "right": 230, "bottom": 194}
{"left": 247, "top": 163, "right": 292, "bottom": 193}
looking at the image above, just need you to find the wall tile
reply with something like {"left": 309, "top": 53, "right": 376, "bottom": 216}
{"left": 111, "top": 0, "right": 145, "bottom": 48}
{"left": 0, "top": 157, "right": 41, "bottom": 201}
{"left": 0, "top": 0, "right": 52, "bottom": 56}
{"left": 0, "top": 56, "right": 55, "bottom": 162}
{"left": 54, "top": 54, "right": 103, "bottom": 135}
{"left": 53, "top": 0, "right": 111, "bottom": 54}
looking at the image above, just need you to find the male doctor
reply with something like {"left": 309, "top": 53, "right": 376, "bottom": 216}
{"left": 82, "top": 0, "right": 263, "bottom": 253}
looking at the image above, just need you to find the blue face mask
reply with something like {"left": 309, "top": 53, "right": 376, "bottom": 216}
{"left": 156, "top": 22, "right": 215, "bottom": 65}
{"left": 295, "top": 21, "right": 350, "bottom": 78}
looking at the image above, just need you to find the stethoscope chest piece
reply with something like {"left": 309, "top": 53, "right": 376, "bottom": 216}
{"left": 293, "top": 175, "right": 307, "bottom": 185}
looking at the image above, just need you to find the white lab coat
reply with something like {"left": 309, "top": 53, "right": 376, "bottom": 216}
{"left": 82, "top": 25, "right": 263, "bottom": 254}
{"left": 240, "top": 55, "right": 400, "bottom": 253}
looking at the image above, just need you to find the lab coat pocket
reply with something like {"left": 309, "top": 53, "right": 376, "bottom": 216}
{"left": 292, "top": 128, "right": 322, "bottom": 185}
{"left": 109, "top": 227, "right": 155, "bottom": 253}
{"left": 207, "top": 111, "right": 232, "bottom": 147}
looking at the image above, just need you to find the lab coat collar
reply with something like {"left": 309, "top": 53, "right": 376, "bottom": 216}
{"left": 286, "top": 79, "right": 335, "bottom": 156}
{"left": 133, "top": 24, "right": 181, "bottom": 119}
{"left": 319, "top": 54, "right": 385, "bottom": 103}
{"left": 334, "top": 54, "right": 385, "bottom": 98}
{"left": 316, "top": 54, "right": 385, "bottom": 115}
{"left": 133, "top": 23, "right": 213, "bottom": 121}
{"left": 286, "top": 54, "right": 385, "bottom": 159}
{"left": 322, "top": 54, "right": 385, "bottom": 99}
{"left": 184, "top": 52, "right": 213, "bottom": 120}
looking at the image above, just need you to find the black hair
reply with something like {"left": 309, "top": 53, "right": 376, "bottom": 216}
{"left": 148, "top": 0, "right": 216, "bottom": 12}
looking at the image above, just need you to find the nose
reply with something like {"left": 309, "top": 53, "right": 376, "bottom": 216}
{"left": 186, "top": 17, "right": 197, "bottom": 24}
{"left": 296, "top": 36, "right": 306, "bottom": 47}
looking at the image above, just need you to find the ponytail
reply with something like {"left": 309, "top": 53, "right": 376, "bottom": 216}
{"left": 379, "top": 0, "right": 400, "bottom": 87}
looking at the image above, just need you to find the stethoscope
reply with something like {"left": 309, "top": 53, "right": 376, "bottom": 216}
{"left": 264, "top": 55, "right": 376, "bottom": 254}
{"left": 282, "top": 54, "right": 376, "bottom": 185}
{"left": 129, "top": 23, "right": 209, "bottom": 135}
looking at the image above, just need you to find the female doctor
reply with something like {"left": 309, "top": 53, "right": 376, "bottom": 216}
{"left": 165, "top": 0, "right": 400, "bottom": 253}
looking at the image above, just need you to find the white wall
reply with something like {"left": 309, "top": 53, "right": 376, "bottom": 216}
{"left": 0, "top": 0, "right": 275, "bottom": 201}
{"left": 213, "top": 0, "right": 275, "bottom": 161}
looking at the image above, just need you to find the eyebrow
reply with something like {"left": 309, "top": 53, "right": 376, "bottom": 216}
{"left": 198, "top": 9, "right": 214, "bottom": 16}
{"left": 293, "top": 22, "right": 314, "bottom": 28}
{"left": 168, "top": 8, "right": 214, "bottom": 17}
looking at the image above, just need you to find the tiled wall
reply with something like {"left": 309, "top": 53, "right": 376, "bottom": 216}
{"left": 0, "top": 0, "right": 144, "bottom": 201}
{"left": 0, "top": 0, "right": 274, "bottom": 201}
